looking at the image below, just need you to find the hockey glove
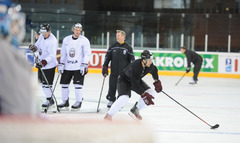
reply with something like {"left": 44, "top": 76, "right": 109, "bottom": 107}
{"left": 29, "top": 44, "right": 38, "bottom": 52}
{"left": 153, "top": 80, "right": 162, "bottom": 93}
{"left": 36, "top": 60, "right": 47, "bottom": 68}
{"left": 57, "top": 63, "right": 64, "bottom": 74}
{"left": 186, "top": 67, "right": 190, "bottom": 73}
{"left": 141, "top": 92, "right": 154, "bottom": 106}
{"left": 102, "top": 65, "right": 108, "bottom": 77}
{"left": 80, "top": 63, "right": 88, "bottom": 76}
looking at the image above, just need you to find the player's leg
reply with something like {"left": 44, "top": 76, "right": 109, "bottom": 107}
{"left": 131, "top": 80, "right": 153, "bottom": 120}
{"left": 192, "top": 58, "right": 203, "bottom": 84}
{"left": 41, "top": 67, "right": 56, "bottom": 108}
{"left": 58, "top": 70, "right": 72, "bottom": 109}
{"left": 71, "top": 70, "right": 85, "bottom": 109}
{"left": 106, "top": 74, "right": 118, "bottom": 108}
{"left": 104, "top": 79, "right": 131, "bottom": 120}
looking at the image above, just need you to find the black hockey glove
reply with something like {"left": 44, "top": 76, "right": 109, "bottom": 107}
{"left": 186, "top": 67, "right": 190, "bottom": 73}
{"left": 102, "top": 65, "right": 108, "bottom": 77}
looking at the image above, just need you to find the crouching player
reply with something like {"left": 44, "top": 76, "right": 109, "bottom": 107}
{"left": 104, "top": 50, "right": 162, "bottom": 121}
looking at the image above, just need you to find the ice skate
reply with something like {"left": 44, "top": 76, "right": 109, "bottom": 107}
{"left": 189, "top": 78, "right": 197, "bottom": 84}
{"left": 107, "top": 101, "right": 114, "bottom": 108}
{"left": 71, "top": 101, "right": 82, "bottom": 111}
{"left": 129, "top": 102, "right": 142, "bottom": 121}
{"left": 57, "top": 99, "right": 69, "bottom": 111}
{"left": 104, "top": 114, "right": 112, "bottom": 121}
{"left": 41, "top": 97, "right": 55, "bottom": 112}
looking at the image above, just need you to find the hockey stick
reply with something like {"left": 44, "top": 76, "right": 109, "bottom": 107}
{"left": 175, "top": 72, "right": 187, "bottom": 86}
{"left": 32, "top": 52, "right": 60, "bottom": 113}
{"left": 161, "top": 91, "right": 219, "bottom": 129}
{"left": 96, "top": 76, "right": 106, "bottom": 113}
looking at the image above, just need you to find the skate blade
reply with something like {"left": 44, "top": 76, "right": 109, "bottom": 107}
{"left": 41, "top": 105, "right": 57, "bottom": 113}
{"left": 128, "top": 112, "right": 141, "bottom": 122}
{"left": 58, "top": 107, "right": 69, "bottom": 111}
{"left": 71, "top": 108, "right": 80, "bottom": 111}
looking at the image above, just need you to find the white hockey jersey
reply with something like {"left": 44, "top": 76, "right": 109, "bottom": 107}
{"left": 35, "top": 33, "right": 58, "bottom": 70}
{"left": 60, "top": 35, "right": 91, "bottom": 70}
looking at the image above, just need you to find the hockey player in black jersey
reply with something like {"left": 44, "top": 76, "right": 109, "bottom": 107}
{"left": 104, "top": 50, "right": 162, "bottom": 121}
{"left": 181, "top": 46, "right": 203, "bottom": 84}
{"left": 102, "top": 30, "right": 135, "bottom": 108}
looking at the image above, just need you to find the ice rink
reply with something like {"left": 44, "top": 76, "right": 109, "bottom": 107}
{"left": 35, "top": 72, "right": 240, "bottom": 143}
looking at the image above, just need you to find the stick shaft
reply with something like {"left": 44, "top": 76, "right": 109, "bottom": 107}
{"left": 97, "top": 76, "right": 106, "bottom": 112}
{"left": 175, "top": 73, "right": 187, "bottom": 86}
{"left": 162, "top": 91, "right": 212, "bottom": 127}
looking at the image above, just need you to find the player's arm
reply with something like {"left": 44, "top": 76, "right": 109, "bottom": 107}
{"left": 128, "top": 45, "right": 135, "bottom": 62}
{"left": 102, "top": 45, "right": 113, "bottom": 76}
{"left": 150, "top": 64, "right": 162, "bottom": 93}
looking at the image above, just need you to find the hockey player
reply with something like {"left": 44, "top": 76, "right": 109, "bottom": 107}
{"left": 57, "top": 23, "right": 91, "bottom": 110}
{"left": 180, "top": 46, "right": 203, "bottom": 84}
{"left": 34, "top": 29, "right": 40, "bottom": 41}
{"left": 102, "top": 30, "right": 135, "bottom": 108}
{"left": 29, "top": 23, "right": 58, "bottom": 109}
{"left": 0, "top": 0, "right": 39, "bottom": 116}
{"left": 104, "top": 50, "right": 162, "bottom": 121}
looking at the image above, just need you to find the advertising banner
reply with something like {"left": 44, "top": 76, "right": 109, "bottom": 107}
{"left": 23, "top": 48, "right": 240, "bottom": 75}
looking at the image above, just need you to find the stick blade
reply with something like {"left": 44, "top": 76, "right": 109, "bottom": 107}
{"left": 211, "top": 124, "right": 219, "bottom": 129}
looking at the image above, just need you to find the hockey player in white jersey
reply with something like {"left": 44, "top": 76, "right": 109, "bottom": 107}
{"left": 29, "top": 23, "right": 58, "bottom": 109}
{"left": 57, "top": 23, "right": 91, "bottom": 110}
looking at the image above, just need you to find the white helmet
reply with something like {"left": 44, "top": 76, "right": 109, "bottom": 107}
{"left": 72, "top": 23, "right": 82, "bottom": 30}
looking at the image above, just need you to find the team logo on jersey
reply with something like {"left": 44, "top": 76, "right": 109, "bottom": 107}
{"left": 123, "top": 49, "right": 127, "bottom": 55}
{"left": 39, "top": 49, "right": 42, "bottom": 56}
{"left": 69, "top": 48, "right": 75, "bottom": 58}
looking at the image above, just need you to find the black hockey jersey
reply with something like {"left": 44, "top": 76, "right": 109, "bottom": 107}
{"left": 184, "top": 49, "right": 203, "bottom": 68}
{"left": 103, "top": 42, "right": 134, "bottom": 75}
{"left": 119, "top": 59, "right": 159, "bottom": 95}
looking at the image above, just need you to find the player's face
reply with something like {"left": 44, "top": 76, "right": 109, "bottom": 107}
{"left": 180, "top": 48, "right": 185, "bottom": 54}
{"left": 73, "top": 27, "right": 81, "bottom": 38}
{"left": 116, "top": 32, "right": 125, "bottom": 43}
{"left": 42, "top": 31, "right": 51, "bottom": 39}
{"left": 145, "top": 59, "right": 153, "bottom": 67}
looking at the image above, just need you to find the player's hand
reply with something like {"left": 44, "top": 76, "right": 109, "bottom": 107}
{"left": 29, "top": 44, "right": 37, "bottom": 52}
{"left": 36, "top": 60, "right": 47, "bottom": 68}
{"left": 57, "top": 63, "right": 64, "bottom": 74}
{"left": 153, "top": 80, "right": 162, "bottom": 93}
{"left": 80, "top": 63, "right": 88, "bottom": 76}
{"left": 141, "top": 92, "right": 154, "bottom": 106}
{"left": 102, "top": 65, "right": 108, "bottom": 77}
{"left": 186, "top": 67, "right": 190, "bottom": 73}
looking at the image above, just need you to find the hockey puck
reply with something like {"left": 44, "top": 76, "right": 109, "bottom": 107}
{"left": 53, "top": 111, "right": 57, "bottom": 113}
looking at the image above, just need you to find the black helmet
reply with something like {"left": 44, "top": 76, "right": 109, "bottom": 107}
{"left": 40, "top": 23, "right": 51, "bottom": 33}
{"left": 141, "top": 50, "right": 153, "bottom": 60}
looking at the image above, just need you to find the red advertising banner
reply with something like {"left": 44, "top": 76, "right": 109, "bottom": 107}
{"left": 88, "top": 50, "right": 107, "bottom": 68}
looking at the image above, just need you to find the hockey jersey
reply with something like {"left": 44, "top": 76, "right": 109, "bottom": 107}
{"left": 60, "top": 35, "right": 91, "bottom": 70}
{"left": 35, "top": 33, "right": 58, "bottom": 69}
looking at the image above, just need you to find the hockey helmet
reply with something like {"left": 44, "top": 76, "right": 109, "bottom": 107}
{"left": 40, "top": 23, "right": 51, "bottom": 33}
{"left": 72, "top": 23, "right": 82, "bottom": 30}
{"left": 0, "top": 0, "right": 26, "bottom": 48}
{"left": 141, "top": 50, "right": 154, "bottom": 60}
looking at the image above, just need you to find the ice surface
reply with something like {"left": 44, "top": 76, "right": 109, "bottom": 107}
{"left": 35, "top": 73, "right": 240, "bottom": 143}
